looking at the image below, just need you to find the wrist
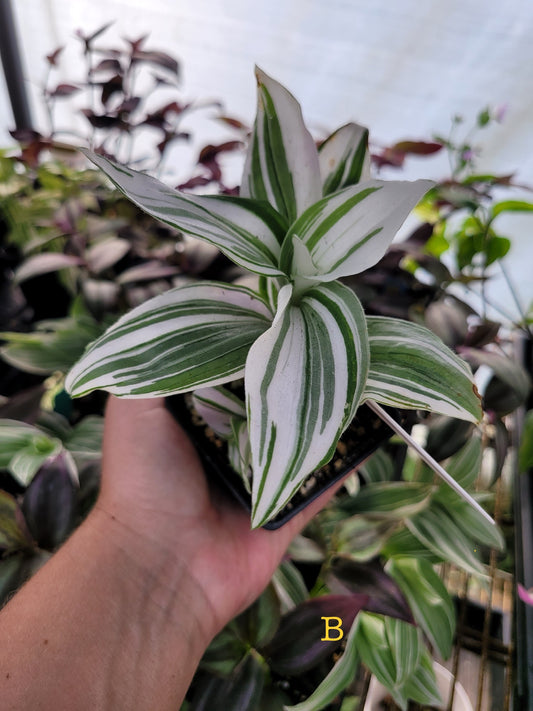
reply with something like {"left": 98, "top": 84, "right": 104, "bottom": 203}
{"left": 86, "top": 505, "right": 218, "bottom": 653}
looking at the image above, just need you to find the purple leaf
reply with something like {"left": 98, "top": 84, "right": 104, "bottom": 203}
{"left": 21, "top": 452, "right": 77, "bottom": 551}
{"left": 327, "top": 558, "right": 414, "bottom": 623}
{"left": 190, "top": 653, "right": 265, "bottom": 711}
{"left": 262, "top": 594, "right": 369, "bottom": 675}
{"left": 92, "top": 58, "right": 123, "bottom": 74}
{"left": 131, "top": 49, "right": 179, "bottom": 75}
{"left": 45, "top": 47, "right": 64, "bottom": 67}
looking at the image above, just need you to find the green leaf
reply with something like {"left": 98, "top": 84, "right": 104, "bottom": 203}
{"left": 335, "top": 516, "right": 398, "bottom": 562}
{"left": 358, "top": 448, "right": 395, "bottom": 483}
{"left": 284, "top": 615, "right": 361, "bottom": 711}
{"left": 65, "top": 282, "right": 272, "bottom": 398}
{"left": 192, "top": 386, "right": 246, "bottom": 438}
{"left": 434, "top": 487, "right": 505, "bottom": 551}
{"left": 284, "top": 179, "right": 433, "bottom": 282}
{"left": 0, "top": 315, "right": 103, "bottom": 376}
{"left": 318, "top": 123, "right": 370, "bottom": 195}
{"left": 271, "top": 560, "right": 308, "bottom": 613}
{"left": 338, "top": 482, "right": 432, "bottom": 520}
{"left": 491, "top": 199, "right": 533, "bottom": 218}
{"left": 199, "top": 627, "right": 247, "bottom": 676}
{"left": 357, "top": 613, "right": 432, "bottom": 710}
{"left": 190, "top": 651, "right": 265, "bottom": 711}
{"left": 401, "top": 650, "right": 442, "bottom": 708}
{"left": 484, "top": 234, "right": 511, "bottom": 266}
{"left": 241, "top": 67, "right": 321, "bottom": 223}
{"left": 381, "top": 528, "right": 441, "bottom": 563}
{"left": 406, "top": 503, "right": 485, "bottom": 576}
{"left": 0, "top": 420, "right": 63, "bottom": 485}
{"left": 519, "top": 410, "right": 533, "bottom": 471}
{"left": 64, "top": 415, "right": 104, "bottom": 465}
{"left": 82, "top": 149, "right": 287, "bottom": 277}
{"left": 247, "top": 282, "right": 369, "bottom": 527}
{"left": 443, "top": 434, "right": 482, "bottom": 489}
{"left": 237, "top": 584, "right": 281, "bottom": 648}
{"left": 387, "top": 557, "right": 455, "bottom": 659}
{"left": 0, "top": 420, "right": 43, "bottom": 467}
{"left": 363, "top": 316, "right": 482, "bottom": 422}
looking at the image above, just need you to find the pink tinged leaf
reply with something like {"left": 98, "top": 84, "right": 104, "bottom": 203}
{"left": 518, "top": 583, "right": 533, "bottom": 606}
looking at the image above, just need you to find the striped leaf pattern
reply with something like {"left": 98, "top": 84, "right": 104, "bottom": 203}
{"left": 284, "top": 615, "right": 361, "bottom": 711}
{"left": 406, "top": 503, "right": 485, "bottom": 576}
{"left": 240, "top": 68, "right": 321, "bottom": 223}
{"left": 364, "top": 316, "right": 482, "bottom": 422}
{"left": 387, "top": 557, "right": 455, "bottom": 659}
{"left": 65, "top": 283, "right": 272, "bottom": 398}
{"left": 82, "top": 150, "right": 287, "bottom": 277}
{"left": 286, "top": 179, "right": 434, "bottom": 282}
{"left": 246, "top": 281, "right": 369, "bottom": 528}
{"left": 319, "top": 122, "right": 371, "bottom": 195}
{"left": 191, "top": 386, "right": 246, "bottom": 438}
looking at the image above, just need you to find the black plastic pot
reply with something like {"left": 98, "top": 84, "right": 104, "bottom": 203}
{"left": 165, "top": 395, "right": 402, "bottom": 530}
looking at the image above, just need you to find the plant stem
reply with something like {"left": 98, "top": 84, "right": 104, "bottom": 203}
{"left": 499, "top": 259, "right": 530, "bottom": 331}
{"left": 366, "top": 400, "right": 496, "bottom": 526}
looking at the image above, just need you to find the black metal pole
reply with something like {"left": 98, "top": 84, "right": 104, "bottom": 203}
{"left": 514, "top": 334, "right": 533, "bottom": 711}
{"left": 0, "top": 0, "right": 33, "bottom": 130}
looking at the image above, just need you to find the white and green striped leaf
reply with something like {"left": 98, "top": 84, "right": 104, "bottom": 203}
{"left": 406, "top": 503, "right": 485, "bottom": 576}
{"left": 246, "top": 281, "right": 369, "bottom": 528}
{"left": 319, "top": 122, "right": 371, "bottom": 195}
{"left": 401, "top": 651, "right": 442, "bottom": 708}
{"left": 65, "top": 282, "right": 272, "bottom": 398}
{"left": 385, "top": 616, "right": 421, "bottom": 687}
{"left": 82, "top": 150, "right": 287, "bottom": 277}
{"left": 387, "top": 557, "right": 455, "bottom": 660}
{"left": 240, "top": 67, "right": 321, "bottom": 223}
{"left": 191, "top": 386, "right": 246, "bottom": 438}
{"left": 271, "top": 560, "right": 309, "bottom": 614}
{"left": 284, "top": 179, "right": 433, "bottom": 282}
{"left": 0, "top": 420, "right": 63, "bottom": 486}
{"left": 435, "top": 488, "right": 505, "bottom": 552}
{"left": 363, "top": 316, "right": 482, "bottom": 422}
{"left": 228, "top": 418, "right": 252, "bottom": 491}
{"left": 284, "top": 615, "right": 361, "bottom": 711}
{"left": 357, "top": 613, "right": 431, "bottom": 710}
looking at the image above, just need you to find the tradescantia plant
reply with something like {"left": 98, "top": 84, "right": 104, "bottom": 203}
{"left": 65, "top": 68, "right": 481, "bottom": 528}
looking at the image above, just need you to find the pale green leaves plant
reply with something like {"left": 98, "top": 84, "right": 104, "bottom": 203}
{"left": 0, "top": 420, "right": 62, "bottom": 486}
{"left": 387, "top": 557, "right": 455, "bottom": 659}
{"left": 65, "top": 67, "right": 480, "bottom": 528}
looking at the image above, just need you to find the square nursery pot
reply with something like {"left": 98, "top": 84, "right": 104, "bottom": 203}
{"left": 165, "top": 394, "right": 405, "bottom": 530}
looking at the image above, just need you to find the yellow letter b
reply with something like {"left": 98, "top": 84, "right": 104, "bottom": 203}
{"left": 321, "top": 616, "right": 344, "bottom": 641}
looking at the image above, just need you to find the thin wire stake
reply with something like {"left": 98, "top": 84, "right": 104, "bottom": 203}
{"left": 366, "top": 400, "right": 496, "bottom": 527}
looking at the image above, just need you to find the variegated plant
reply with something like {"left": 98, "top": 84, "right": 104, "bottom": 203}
{"left": 65, "top": 68, "right": 481, "bottom": 527}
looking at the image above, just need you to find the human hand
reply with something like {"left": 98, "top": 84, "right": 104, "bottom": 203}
{"left": 97, "top": 396, "right": 343, "bottom": 645}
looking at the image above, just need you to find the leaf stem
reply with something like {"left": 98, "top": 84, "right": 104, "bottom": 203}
{"left": 366, "top": 400, "right": 496, "bottom": 527}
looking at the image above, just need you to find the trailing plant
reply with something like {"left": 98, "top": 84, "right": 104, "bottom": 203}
{"left": 65, "top": 68, "right": 481, "bottom": 529}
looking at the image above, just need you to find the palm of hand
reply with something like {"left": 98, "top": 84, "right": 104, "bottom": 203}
{"left": 98, "top": 397, "right": 332, "bottom": 635}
